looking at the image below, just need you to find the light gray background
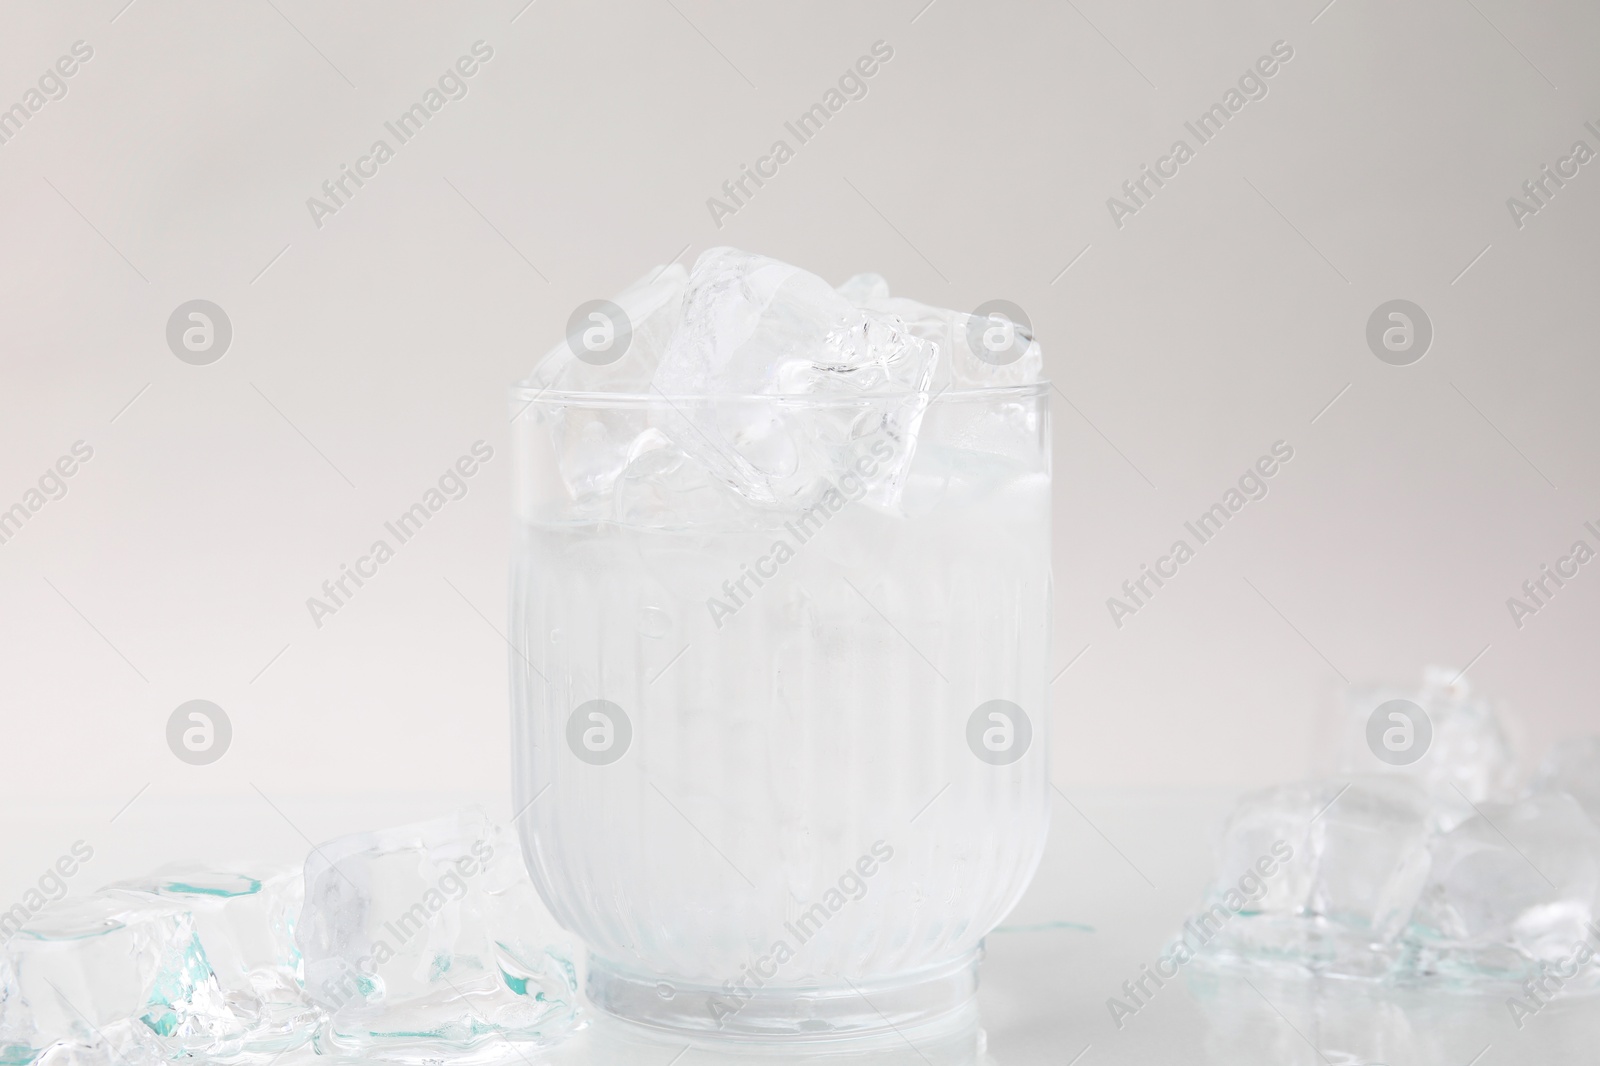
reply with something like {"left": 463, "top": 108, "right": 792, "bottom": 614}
{"left": 3, "top": 0, "right": 1596, "bottom": 811}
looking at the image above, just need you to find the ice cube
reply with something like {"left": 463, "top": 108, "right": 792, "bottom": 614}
{"left": 106, "top": 867, "right": 315, "bottom": 1054}
{"left": 655, "top": 248, "right": 852, "bottom": 397}
{"left": 834, "top": 274, "right": 1046, "bottom": 501}
{"left": 523, "top": 263, "right": 687, "bottom": 397}
{"left": 609, "top": 427, "right": 747, "bottom": 529}
{"left": 1193, "top": 778, "right": 1434, "bottom": 979}
{"left": 296, "top": 808, "right": 578, "bottom": 1062}
{"left": 1537, "top": 735, "right": 1600, "bottom": 826}
{"left": 1407, "top": 791, "right": 1600, "bottom": 987}
{"left": 878, "top": 297, "right": 1043, "bottom": 390}
{"left": 1318, "top": 667, "right": 1517, "bottom": 815}
{"left": 836, "top": 273, "right": 1038, "bottom": 383}
{"left": 835, "top": 271, "right": 889, "bottom": 306}
{"left": 651, "top": 248, "right": 937, "bottom": 507}
{"left": 538, "top": 400, "right": 651, "bottom": 518}
{"left": 0, "top": 892, "right": 235, "bottom": 1064}
{"left": 518, "top": 264, "right": 687, "bottom": 514}
{"left": 834, "top": 272, "right": 1043, "bottom": 389}
{"left": 0, "top": 1014, "right": 165, "bottom": 1066}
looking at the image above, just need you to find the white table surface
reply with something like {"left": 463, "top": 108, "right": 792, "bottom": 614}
{"left": 5, "top": 788, "right": 1595, "bottom": 1065}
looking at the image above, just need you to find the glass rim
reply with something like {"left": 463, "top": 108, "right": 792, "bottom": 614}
{"left": 507, "top": 380, "right": 1051, "bottom": 410}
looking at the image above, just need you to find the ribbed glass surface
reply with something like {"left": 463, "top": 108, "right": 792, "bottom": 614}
{"left": 510, "top": 436, "right": 1050, "bottom": 991}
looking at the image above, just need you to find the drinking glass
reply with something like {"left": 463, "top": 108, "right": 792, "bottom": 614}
{"left": 509, "top": 382, "right": 1052, "bottom": 1038}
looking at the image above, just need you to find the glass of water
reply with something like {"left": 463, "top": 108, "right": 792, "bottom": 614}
{"left": 509, "top": 381, "right": 1052, "bottom": 1039}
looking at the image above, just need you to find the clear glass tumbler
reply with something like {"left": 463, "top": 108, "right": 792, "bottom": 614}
{"left": 509, "top": 382, "right": 1052, "bottom": 1039}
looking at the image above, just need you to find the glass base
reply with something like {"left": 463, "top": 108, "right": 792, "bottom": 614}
{"left": 585, "top": 948, "right": 982, "bottom": 1041}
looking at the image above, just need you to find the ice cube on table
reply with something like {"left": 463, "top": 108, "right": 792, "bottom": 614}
{"left": 0, "top": 892, "right": 235, "bottom": 1065}
{"left": 1407, "top": 790, "right": 1600, "bottom": 987}
{"left": 106, "top": 867, "right": 315, "bottom": 1055}
{"left": 296, "top": 808, "right": 578, "bottom": 1063}
{"left": 1194, "top": 777, "right": 1434, "bottom": 979}
{"left": 1537, "top": 735, "right": 1600, "bottom": 826}
{"left": 1318, "top": 667, "right": 1517, "bottom": 814}
{"left": 651, "top": 248, "right": 938, "bottom": 507}
{"left": 0, "top": 1017, "right": 164, "bottom": 1066}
